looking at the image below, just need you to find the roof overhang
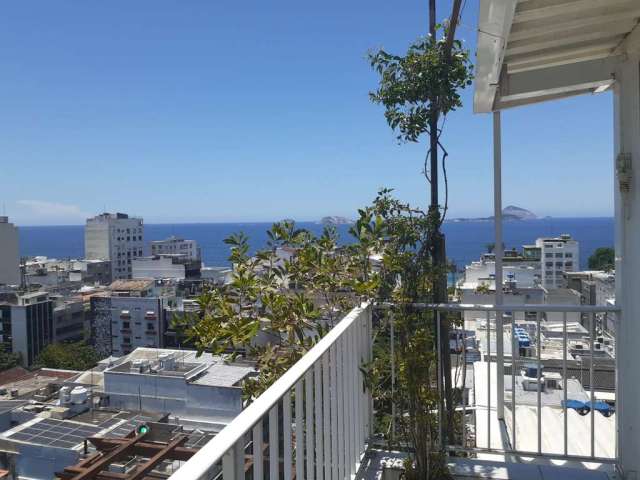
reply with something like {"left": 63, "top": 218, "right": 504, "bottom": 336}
{"left": 474, "top": 0, "right": 640, "bottom": 113}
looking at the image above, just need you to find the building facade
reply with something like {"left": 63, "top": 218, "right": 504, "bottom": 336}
{"left": 85, "top": 213, "right": 144, "bottom": 280}
{"left": 0, "top": 292, "right": 54, "bottom": 366}
{"left": 0, "top": 217, "right": 20, "bottom": 286}
{"left": 150, "top": 236, "right": 201, "bottom": 261}
{"left": 90, "top": 280, "right": 175, "bottom": 357}
{"left": 536, "top": 235, "right": 579, "bottom": 289}
{"left": 132, "top": 255, "right": 201, "bottom": 280}
{"left": 53, "top": 298, "right": 86, "bottom": 343}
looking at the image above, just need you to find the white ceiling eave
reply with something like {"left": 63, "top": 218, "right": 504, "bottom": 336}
{"left": 473, "top": 0, "right": 640, "bottom": 113}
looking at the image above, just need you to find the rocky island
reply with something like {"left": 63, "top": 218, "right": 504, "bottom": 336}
{"left": 450, "top": 205, "right": 537, "bottom": 222}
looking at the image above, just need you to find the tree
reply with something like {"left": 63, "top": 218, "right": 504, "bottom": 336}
{"left": 183, "top": 220, "right": 375, "bottom": 400}
{"left": 368, "top": 0, "right": 473, "bottom": 460}
{"left": 34, "top": 342, "right": 100, "bottom": 371}
{"left": 188, "top": 190, "right": 467, "bottom": 479}
{"left": 0, "top": 344, "right": 20, "bottom": 371}
{"left": 588, "top": 247, "right": 615, "bottom": 271}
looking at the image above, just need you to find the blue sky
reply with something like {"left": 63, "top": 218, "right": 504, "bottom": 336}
{"left": 0, "top": 1, "right": 613, "bottom": 225}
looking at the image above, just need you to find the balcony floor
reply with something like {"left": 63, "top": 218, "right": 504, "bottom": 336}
{"left": 357, "top": 451, "right": 615, "bottom": 480}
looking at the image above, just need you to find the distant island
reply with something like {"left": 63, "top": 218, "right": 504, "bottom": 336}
{"left": 450, "top": 205, "right": 538, "bottom": 223}
{"left": 320, "top": 216, "right": 354, "bottom": 226}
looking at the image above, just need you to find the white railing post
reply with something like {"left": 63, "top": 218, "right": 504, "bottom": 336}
{"left": 493, "top": 109, "right": 505, "bottom": 421}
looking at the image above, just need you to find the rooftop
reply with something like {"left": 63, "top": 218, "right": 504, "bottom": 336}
{"left": 110, "top": 279, "right": 155, "bottom": 292}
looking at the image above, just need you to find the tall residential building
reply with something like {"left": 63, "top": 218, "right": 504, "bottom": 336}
{"left": 85, "top": 213, "right": 144, "bottom": 280}
{"left": 0, "top": 292, "right": 54, "bottom": 366}
{"left": 150, "top": 236, "right": 201, "bottom": 261}
{"left": 535, "top": 234, "right": 579, "bottom": 289}
{"left": 0, "top": 217, "right": 20, "bottom": 286}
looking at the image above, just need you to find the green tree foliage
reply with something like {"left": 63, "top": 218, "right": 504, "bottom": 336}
{"left": 588, "top": 247, "right": 615, "bottom": 271}
{"left": 0, "top": 344, "right": 20, "bottom": 371}
{"left": 187, "top": 190, "right": 460, "bottom": 479}
{"left": 34, "top": 342, "right": 100, "bottom": 371}
{"left": 368, "top": 34, "right": 473, "bottom": 143}
{"left": 182, "top": 220, "right": 377, "bottom": 400}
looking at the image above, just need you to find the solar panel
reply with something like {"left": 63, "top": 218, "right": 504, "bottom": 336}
{"left": 10, "top": 418, "right": 102, "bottom": 448}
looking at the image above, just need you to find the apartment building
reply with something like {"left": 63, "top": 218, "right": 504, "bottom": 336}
{"left": 150, "top": 236, "right": 201, "bottom": 261}
{"left": 0, "top": 217, "right": 20, "bottom": 286}
{"left": 90, "top": 279, "right": 175, "bottom": 357}
{"left": 52, "top": 297, "right": 87, "bottom": 343}
{"left": 535, "top": 235, "right": 579, "bottom": 289}
{"left": 0, "top": 292, "right": 54, "bottom": 366}
{"left": 85, "top": 213, "right": 144, "bottom": 280}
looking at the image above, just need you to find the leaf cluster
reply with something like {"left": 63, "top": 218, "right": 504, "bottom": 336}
{"left": 369, "top": 33, "right": 473, "bottom": 142}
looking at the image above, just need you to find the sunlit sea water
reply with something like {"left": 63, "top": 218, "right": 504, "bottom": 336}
{"left": 19, "top": 218, "right": 613, "bottom": 272}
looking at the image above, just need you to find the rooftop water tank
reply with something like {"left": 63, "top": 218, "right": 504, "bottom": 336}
{"left": 70, "top": 386, "right": 88, "bottom": 405}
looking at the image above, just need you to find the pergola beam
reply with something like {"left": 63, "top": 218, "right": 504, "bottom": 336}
{"left": 88, "top": 437, "right": 197, "bottom": 462}
{"left": 513, "top": 0, "right": 634, "bottom": 24}
{"left": 499, "top": 56, "right": 620, "bottom": 105}
{"left": 128, "top": 435, "right": 187, "bottom": 480}
{"left": 509, "top": 7, "right": 640, "bottom": 42}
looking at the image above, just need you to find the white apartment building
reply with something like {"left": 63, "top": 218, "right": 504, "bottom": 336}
{"left": 0, "top": 217, "right": 20, "bottom": 286}
{"left": 535, "top": 235, "right": 579, "bottom": 289}
{"left": 150, "top": 236, "right": 200, "bottom": 261}
{"left": 85, "top": 213, "right": 144, "bottom": 280}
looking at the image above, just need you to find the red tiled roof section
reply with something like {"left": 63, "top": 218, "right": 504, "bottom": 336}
{"left": 0, "top": 367, "right": 30, "bottom": 386}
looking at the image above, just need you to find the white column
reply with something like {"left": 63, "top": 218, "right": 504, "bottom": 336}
{"left": 614, "top": 53, "right": 640, "bottom": 479}
{"left": 493, "top": 111, "right": 505, "bottom": 419}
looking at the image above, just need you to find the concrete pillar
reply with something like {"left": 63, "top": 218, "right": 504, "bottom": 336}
{"left": 614, "top": 53, "right": 640, "bottom": 479}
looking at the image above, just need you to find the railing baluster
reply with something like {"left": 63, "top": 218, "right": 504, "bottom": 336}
{"left": 537, "top": 311, "right": 542, "bottom": 456}
{"left": 330, "top": 344, "right": 339, "bottom": 480}
{"left": 350, "top": 324, "right": 358, "bottom": 471}
{"left": 437, "top": 311, "right": 443, "bottom": 448}
{"left": 322, "top": 353, "right": 331, "bottom": 480}
{"left": 486, "top": 311, "right": 491, "bottom": 450}
{"left": 269, "top": 404, "right": 279, "bottom": 479}
{"left": 336, "top": 336, "right": 345, "bottom": 480}
{"left": 305, "top": 369, "right": 315, "bottom": 480}
{"left": 390, "top": 311, "right": 396, "bottom": 442}
{"left": 314, "top": 361, "right": 323, "bottom": 480}
{"left": 252, "top": 420, "right": 263, "bottom": 480}
{"left": 563, "top": 312, "right": 568, "bottom": 457}
{"left": 590, "top": 312, "right": 595, "bottom": 458}
{"left": 346, "top": 326, "right": 355, "bottom": 474}
{"left": 283, "top": 391, "right": 293, "bottom": 480}
{"left": 222, "top": 441, "right": 244, "bottom": 480}
{"left": 295, "top": 380, "right": 304, "bottom": 480}
{"left": 462, "top": 325, "right": 468, "bottom": 449}
{"left": 511, "top": 314, "right": 516, "bottom": 451}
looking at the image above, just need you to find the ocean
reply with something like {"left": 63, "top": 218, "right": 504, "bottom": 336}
{"left": 18, "top": 217, "right": 613, "bottom": 272}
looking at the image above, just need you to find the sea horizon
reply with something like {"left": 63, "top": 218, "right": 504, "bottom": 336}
{"left": 18, "top": 217, "right": 615, "bottom": 271}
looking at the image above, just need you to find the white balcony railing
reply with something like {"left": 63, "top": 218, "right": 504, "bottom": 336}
{"left": 169, "top": 301, "right": 619, "bottom": 478}
{"left": 168, "top": 303, "right": 373, "bottom": 480}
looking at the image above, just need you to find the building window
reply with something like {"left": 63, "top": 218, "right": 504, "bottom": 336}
{"left": 555, "top": 262, "right": 563, "bottom": 267}
{"left": 566, "top": 261, "right": 573, "bottom": 267}
{"left": 122, "top": 321, "right": 130, "bottom": 329}
{"left": 545, "top": 253, "right": 553, "bottom": 258}
{"left": 545, "top": 262, "right": 553, "bottom": 267}
{"left": 555, "top": 253, "right": 563, "bottom": 258}
{"left": 565, "top": 253, "right": 573, "bottom": 258}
